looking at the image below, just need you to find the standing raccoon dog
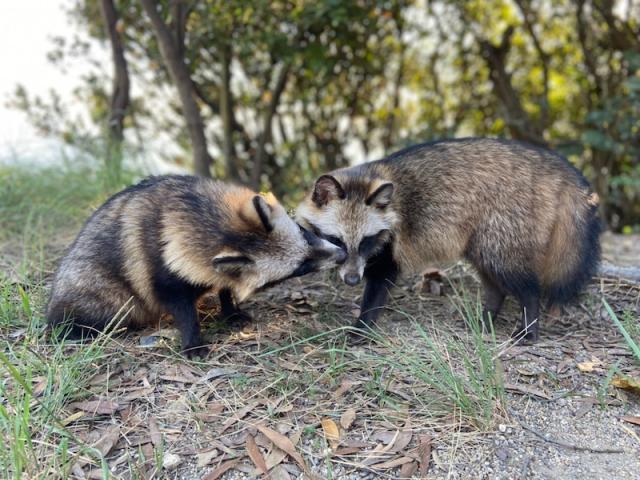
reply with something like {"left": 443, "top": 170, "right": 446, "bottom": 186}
{"left": 47, "top": 175, "right": 345, "bottom": 356}
{"left": 296, "top": 138, "right": 601, "bottom": 342}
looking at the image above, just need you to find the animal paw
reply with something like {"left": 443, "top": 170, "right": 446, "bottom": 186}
{"left": 182, "top": 343, "right": 210, "bottom": 359}
{"left": 222, "top": 310, "right": 253, "bottom": 331}
{"left": 511, "top": 327, "right": 539, "bottom": 344}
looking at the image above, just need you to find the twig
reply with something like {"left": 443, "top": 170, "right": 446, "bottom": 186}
{"left": 519, "top": 422, "right": 625, "bottom": 454}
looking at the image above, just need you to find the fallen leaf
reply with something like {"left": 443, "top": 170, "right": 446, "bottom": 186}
{"left": 612, "top": 375, "right": 640, "bottom": 395}
{"left": 196, "top": 448, "right": 219, "bottom": 468}
{"left": 246, "top": 435, "right": 267, "bottom": 474}
{"left": 321, "top": 418, "right": 340, "bottom": 449}
{"left": 195, "top": 402, "right": 225, "bottom": 422}
{"left": 158, "top": 373, "right": 198, "bottom": 383}
{"left": 68, "top": 399, "right": 120, "bottom": 416}
{"left": 505, "top": 383, "right": 550, "bottom": 400}
{"left": 391, "top": 419, "right": 412, "bottom": 452}
{"left": 371, "top": 456, "right": 413, "bottom": 469}
{"left": 269, "top": 465, "right": 292, "bottom": 480}
{"left": 334, "top": 447, "right": 361, "bottom": 456}
{"left": 362, "top": 443, "right": 389, "bottom": 466}
{"left": 149, "top": 416, "right": 162, "bottom": 446}
{"left": 400, "top": 460, "right": 418, "bottom": 478}
{"left": 203, "top": 458, "right": 240, "bottom": 480}
{"left": 342, "top": 439, "right": 369, "bottom": 448}
{"left": 577, "top": 359, "right": 603, "bottom": 373}
{"left": 556, "top": 359, "right": 572, "bottom": 374}
{"left": 32, "top": 377, "right": 48, "bottom": 397}
{"left": 220, "top": 401, "right": 259, "bottom": 433}
{"left": 76, "top": 426, "right": 120, "bottom": 469}
{"left": 275, "top": 403, "right": 293, "bottom": 414}
{"left": 256, "top": 424, "right": 307, "bottom": 472}
{"left": 265, "top": 430, "right": 301, "bottom": 470}
{"left": 621, "top": 416, "right": 640, "bottom": 426}
{"left": 334, "top": 379, "right": 360, "bottom": 398}
{"left": 61, "top": 411, "right": 85, "bottom": 426}
{"left": 278, "top": 359, "right": 304, "bottom": 372}
{"left": 200, "top": 368, "right": 236, "bottom": 382}
{"left": 120, "top": 385, "right": 155, "bottom": 401}
{"left": 340, "top": 408, "right": 356, "bottom": 430}
{"left": 417, "top": 435, "right": 432, "bottom": 477}
{"left": 71, "top": 462, "right": 86, "bottom": 479}
{"left": 88, "top": 371, "right": 116, "bottom": 386}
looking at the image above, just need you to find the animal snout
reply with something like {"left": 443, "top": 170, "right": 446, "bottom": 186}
{"left": 344, "top": 272, "right": 361, "bottom": 286}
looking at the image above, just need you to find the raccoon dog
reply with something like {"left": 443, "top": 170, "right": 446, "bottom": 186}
{"left": 296, "top": 138, "right": 601, "bottom": 342}
{"left": 47, "top": 175, "right": 345, "bottom": 356}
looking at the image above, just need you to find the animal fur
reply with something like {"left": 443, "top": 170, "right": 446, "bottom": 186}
{"left": 47, "top": 175, "right": 344, "bottom": 356}
{"left": 296, "top": 138, "right": 601, "bottom": 342}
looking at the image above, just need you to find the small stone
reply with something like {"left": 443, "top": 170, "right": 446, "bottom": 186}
{"left": 139, "top": 335, "right": 161, "bottom": 347}
{"left": 498, "top": 424, "right": 507, "bottom": 433}
{"left": 163, "top": 453, "right": 182, "bottom": 470}
{"left": 496, "top": 448, "right": 510, "bottom": 461}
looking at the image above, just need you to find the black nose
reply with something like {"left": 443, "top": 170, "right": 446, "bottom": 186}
{"left": 344, "top": 273, "right": 361, "bottom": 286}
{"left": 335, "top": 249, "right": 347, "bottom": 264}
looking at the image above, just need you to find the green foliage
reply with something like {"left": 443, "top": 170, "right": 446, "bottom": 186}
{"left": 603, "top": 299, "right": 640, "bottom": 366}
{"left": 8, "top": 0, "right": 640, "bottom": 228}
{"left": 0, "top": 158, "right": 136, "bottom": 478}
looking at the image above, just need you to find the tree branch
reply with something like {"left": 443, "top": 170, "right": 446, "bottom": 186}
{"left": 140, "top": 0, "right": 212, "bottom": 177}
{"left": 250, "top": 62, "right": 291, "bottom": 189}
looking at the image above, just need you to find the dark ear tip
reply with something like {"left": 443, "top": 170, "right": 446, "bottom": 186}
{"left": 365, "top": 182, "right": 394, "bottom": 207}
{"left": 312, "top": 174, "right": 345, "bottom": 206}
{"left": 252, "top": 195, "right": 274, "bottom": 232}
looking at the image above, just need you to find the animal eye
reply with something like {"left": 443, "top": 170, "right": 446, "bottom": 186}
{"left": 326, "top": 235, "right": 346, "bottom": 249}
{"left": 358, "top": 231, "right": 390, "bottom": 257}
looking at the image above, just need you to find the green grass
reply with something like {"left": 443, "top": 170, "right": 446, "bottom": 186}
{"left": 369, "top": 291, "right": 505, "bottom": 429}
{"left": 0, "top": 158, "right": 133, "bottom": 478}
{"left": 603, "top": 299, "right": 640, "bottom": 365}
{"left": 0, "top": 157, "right": 507, "bottom": 478}
{"left": 259, "top": 289, "right": 505, "bottom": 431}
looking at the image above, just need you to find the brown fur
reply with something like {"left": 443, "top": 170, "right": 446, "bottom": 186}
{"left": 47, "top": 175, "right": 343, "bottom": 352}
{"left": 297, "top": 138, "right": 601, "bottom": 340}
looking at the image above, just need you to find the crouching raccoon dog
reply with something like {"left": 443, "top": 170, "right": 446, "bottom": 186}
{"left": 296, "top": 138, "right": 601, "bottom": 342}
{"left": 47, "top": 175, "right": 345, "bottom": 356}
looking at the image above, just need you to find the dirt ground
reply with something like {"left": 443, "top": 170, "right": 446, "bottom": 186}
{"left": 1, "top": 231, "right": 636, "bottom": 479}
{"left": 37, "top": 233, "right": 637, "bottom": 480}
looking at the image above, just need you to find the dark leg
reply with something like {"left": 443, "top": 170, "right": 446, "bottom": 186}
{"left": 218, "top": 288, "right": 252, "bottom": 330}
{"left": 479, "top": 273, "right": 506, "bottom": 330}
{"left": 513, "top": 291, "right": 540, "bottom": 343}
{"left": 164, "top": 298, "right": 207, "bottom": 357}
{"left": 153, "top": 264, "right": 209, "bottom": 358}
{"left": 354, "top": 244, "right": 399, "bottom": 329}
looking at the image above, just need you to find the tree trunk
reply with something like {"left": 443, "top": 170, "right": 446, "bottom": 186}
{"left": 479, "top": 26, "right": 547, "bottom": 146}
{"left": 514, "top": 0, "right": 551, "bottom": 127}
{"left": 382, "top": 43, "right": 405, "bottom": 153}
{"left": 382, "top": 11, "right": 405, "bottom": 154}
{"left": 99, "top": 0, "right": 130, "bottom": 185}
{"left": 220, "top": 43, "right": 239, "bottom": 181}
{"left": 140, "top": 0, "right": 212, "bottom": 177}
{"left": 250, "top": 63, "right": 290, "bottom": 189}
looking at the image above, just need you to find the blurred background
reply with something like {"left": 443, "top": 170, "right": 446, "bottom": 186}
{"left": 1, "top": 0, "right": 639, "bottom": 231}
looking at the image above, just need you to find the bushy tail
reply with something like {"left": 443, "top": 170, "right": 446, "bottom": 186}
{"left": 545, "top": 196, "right": 601, "bottom": 305}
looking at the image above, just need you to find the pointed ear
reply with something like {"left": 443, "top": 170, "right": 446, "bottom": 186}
{"left": 312, "top": 175, "right": 345, "bottom": 206}
{"left": 240, "top": 195, "right": 274, "bottom": 232}
{"left": 366, "top": 181, "right": 394, "bottom": 208}
{"left": 212, "top": 253, "right": 253, "bottom": 277}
